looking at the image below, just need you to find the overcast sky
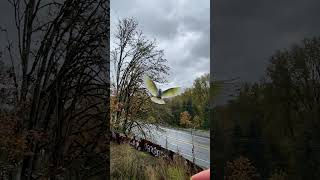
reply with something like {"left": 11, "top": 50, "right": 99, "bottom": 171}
{"left": 213, "top": 0, "right": 320, "bottom": 83}
{"left": 111, "top": 0, "right": 210, "bottom": 89}
{"left": 0, "top": 2, "right": 16, "bottom": 54}
{"left": 2, "top": 1, "right": 319, "bottom": 90}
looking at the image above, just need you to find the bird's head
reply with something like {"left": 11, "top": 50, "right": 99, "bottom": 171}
{"left": 157, "top": 89, "right": 162, "bottom": 98}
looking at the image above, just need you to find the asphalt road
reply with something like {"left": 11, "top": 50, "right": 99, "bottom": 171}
{"left": 134, "top": 125, "right": 210, "bottom": 168}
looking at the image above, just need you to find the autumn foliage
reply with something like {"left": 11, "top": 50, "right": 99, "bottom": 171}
{"left": 180, "top": 111, "right": 192, "bottom": 128}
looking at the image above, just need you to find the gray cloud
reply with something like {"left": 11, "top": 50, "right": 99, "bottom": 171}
{"left": 212, "top": 0, "right": 320, "bottom": 82}
{"left": 111, "top": 0, "right": 210, "bottom": 89}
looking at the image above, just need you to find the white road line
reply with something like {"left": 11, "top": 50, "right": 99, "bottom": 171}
{"left": 161, "top": 128, "right": 210, "bottom": 140}
{"left": 164, "top": 135, "right": 210, "bottom": 151}
{"left": 167, "top": 145, "right": 210, "bottom": 157}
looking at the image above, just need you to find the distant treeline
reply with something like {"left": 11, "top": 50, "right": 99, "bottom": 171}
{"left": 213, "top": 37, "right": 320, "bottom": 179}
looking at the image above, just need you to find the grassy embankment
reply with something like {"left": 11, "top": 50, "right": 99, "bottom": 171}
{"left": 110, "top": 142, "right": 191, "bottom": 180}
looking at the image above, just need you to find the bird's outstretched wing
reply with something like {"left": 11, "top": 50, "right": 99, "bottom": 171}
{"left": 151, "top": 97, "right": 165, "bottom": 104}
{"left": 162, "top": 87, "right": 180, "bottom": 98}
{"left": 144, "top": 75, "right": 158, "bottom": 96}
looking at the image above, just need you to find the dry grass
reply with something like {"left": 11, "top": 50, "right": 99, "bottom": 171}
{"left": 110, "top": 142, "right": 190, "bottom": 180}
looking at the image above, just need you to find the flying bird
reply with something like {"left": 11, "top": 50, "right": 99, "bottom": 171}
{"left": 144, "top": 75, "right": 180, "bottom": 104}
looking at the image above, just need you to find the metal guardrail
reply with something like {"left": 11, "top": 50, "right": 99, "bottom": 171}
{"left": 165, "top": 135, "right": 210, "bottom": 151}
{"left": 140, "top": 126, "right": 211, "bottom": 168}
{"left": 166, "top": 141, "right": 210, "bottom": 168}
{"left": 110, "top": 131, "right": 205, "bottom": 172}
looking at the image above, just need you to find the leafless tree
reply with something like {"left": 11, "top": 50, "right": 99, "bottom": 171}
{"left": 110, "top": 18, "right": 169, "bottom": 137}
{"left": 2, "top": 0, "right": 109, "bottom": 179}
